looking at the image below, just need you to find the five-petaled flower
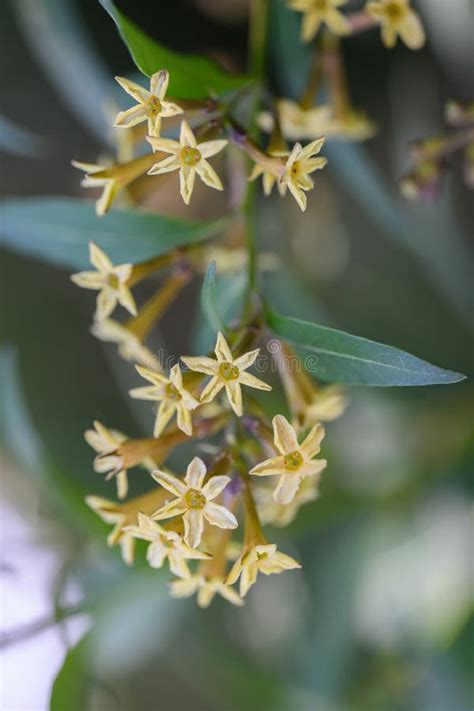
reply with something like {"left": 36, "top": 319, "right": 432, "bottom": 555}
{"left": 170, "top": 574, "right": 243, "bottom": 607}
{"left": 366, "top": 0, "right": 425, "bottom": 50}
{"left": 181, "top": 332, "right": 271, "bottom": 417}
{"left": 281, "top": 138, "right": 327, "bottom": 211}
{"left": 71, "top": 242, "right": 136, "bottom": 321}
{"left": 114, "top": 70, "right": 183, "bottom": 137}
{"left": 129, "top": 363, "right": 199, "bottom": 437}
{"left": 288, "top": 0, "right": 349, "bottom": 42}
{"left": 152, "top": 457, "right": 238, "bottom": 548}
{"left": 250, "top": 414, "right": 327, "bottom": 504}
{"left": 125, "top": 512, "right": 210, "bottom": 578}
{"left": 147, "top": 120, "right": 228, "bottom": 204}
{"left": 226, "top": 543, "right": 301, "bottom": 597}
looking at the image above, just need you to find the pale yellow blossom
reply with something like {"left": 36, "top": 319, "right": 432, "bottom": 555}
{"left": 288, "top": 0, "right": 349, "bottom": 42}
{"left": 71, "top": 242, "right": 136, "bottom": 321}
{"left": 114, "top": 70, "right": 183, "bottom": 137}
{"left": 248, "top": 149, "right": 289, "bottom": 197}
{"left": 250, "top": 414, "right": 327, "bottom": 504}
{"left": 181, "top": 332, "right": 271, "bottom": 417}
{"left": 255, "top": 476, "right": 320, "bottom": 527}
{"left": 170, "top": 574, "right": 243, "bottom": 607}
{"left": 226, "top": 543, "right": 301, "bottom": 597}
{"left": 125, "top": 512, "right": 210, "bottom": 578}
{"left": 129, "top": 363, "right": 199, "bottom": 437}
{"left": 366, "top": 0, "right": 425, "bottom": 50}
{"left": 91, "top": 318, "right": 158, "bottom": 368}
{"left": 84, "top": 420, "right": 129, "bottom": 499}
{"left": 281, "top": 138, "right": 327, "bottom": 211}
{"left": 147, "top": 120, "right": 228, "bottom": 204}
{"left": 152, "top": 456, "right": 238, "bottom": 548}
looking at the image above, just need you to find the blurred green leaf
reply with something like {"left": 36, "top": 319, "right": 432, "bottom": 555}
{"left": 0, "top": 198, "right": 225, "bottom": 269}
{"left": 99, "top": 0, "right": 251, "bottom": 99}
{"left": 50, "top": 632, "right": 91, "bottom": 711}
{"left": 265, "top": 307, "right": 465, "bottom": 386}
{"left": 13, "top": 0, "right": 116, "bottom": 144}
{"left": 0, "top": 115, "right": 49, "bottom": 158}
{"left": 193, "top": 270, "right": 246, "bottom": 353}
{"left": 201, "top": 260, "right": 223, "bottom": 334}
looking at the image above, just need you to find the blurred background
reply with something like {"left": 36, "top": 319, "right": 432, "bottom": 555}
{"left": 0, "top": 1, "right": 473, "bottom": 709}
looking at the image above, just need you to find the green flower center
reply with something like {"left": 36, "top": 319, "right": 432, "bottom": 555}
{"left": 218, "top": 362, "right": 240, "bottom": 381}
{"left": 107, "top": 274, "right": 120, "bottom": 290}
{"left": 283, "top": 450, "right": 303, "bottom": 471}
{"left": 165, "top": 383, "right": 181, "bottom": 401}
{"left": 146, "top": 95, "right": 162, "bottom": 116}
{"left": 185, "top": 488, "right": 206, "bottom": 509}
{"left": 180, "top": 146, "right": 202, "bottom": 166}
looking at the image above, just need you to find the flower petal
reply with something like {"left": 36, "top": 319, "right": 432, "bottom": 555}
{"left": 151, "top": 469, "right": 187, "bottom": 497}
{"left": 225, "top": 381, "right": 243, "bottom": 416}
{"left": 170, "top": 576, "right": 200, "bottom": 598}
{"left": 146, "top": 540, "right": 168, "bottom": 569}
{"left": 399, "top": 10, "right": 425, "bottom": 50}
{"left": 176, "top": 403, "right": 193, "bottom": 436}
{"left": 300, "top": 422, "right": 325, "bottom": 458}
{"left": 195, "top": 160, "right": 223, "bottom": 191}
{"left": 180, "top": 356, "right": 218, "bottom": 375}
{"left": 273, "top": 473, "right": 302, "bottom": 505}
{"left": 115, "top": 75, "right": 149, "bottom": 103}
{"left": 202, "top": 475, "right": 231, "bottom": 500}
{"left": 250, "top": 455, "right": 285, "bottom": 477}
{"left": 96, "top": 289, "right": 117, "bottom": 321}
{"left": 273, "top": 414, "right": 299, "bottom": 454}
{"left": 179, "top": 166, "right": 196, "bottom": 204}
{"left": 167, "top": 551, "right": 191, "bottom": 579}
{"left": 185, "top": 456, "right": 207, "bottom": 488}
{"left": 233, "top": 348, "right": 259, "bottom": 371}
{"left": 70, "top": 271, "right": 105, "bottom": 290}
{"left": 200, "top": 376, "right": 224, "bottom": 404}
{"left": 117, "top": 285, "right": 138, "bottom": 316}
{"left": 199, "top": 139, "right": 228, "bottom": 158}
{"left": 160, "top": 100, "right": 184, "bottom": 117}
{"left": 154, "top": 399, "right": 176, "bottom": 437}
{"left": 180, "top": 119, "right": 197, "bottom": 147}
{"left": 150, "top": 69, "right": 169, "bottom": 98}
{"left": 214, "top": 331, "right": 233, "bottom": 362}
{"left": 89, "top": 242, "right": 112, "bottom": 272}
{"left": 203, "top": 502, "right": 238, "bottom": 530}
{"left": 114, "top": 104, "right": 147, "bottom": 129}
{"left": 183, "top": 509, "right": 205, "bottom": 548}
{"left": 238, "top": 371, "right": 272, "bottom": 392}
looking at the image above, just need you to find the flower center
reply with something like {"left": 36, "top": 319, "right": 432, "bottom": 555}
{"left": 283, "top": 450, "right": 303, "bottom": 471}
{"left": 314, "top": 0, "right": 329, "bottom": 10}
{"left": 180, "top": 146, "right": 202, "bottom": 166}
{"left": 385, "top": 1, "right": 403, "bottom": 20}
{"left": 185, "top": 488, "right": 206, "bottom": 509}
{"left": 290, "top": 160, "right": 301, "bottom": 179}
{"left": 107, "top": 273, "right": 120, "bottom": 290}
{"left": 218, "top": 362, "right": 240, "bottom": 381}
{"left": 146, "top": 95, "right": 162, "bottom": 116}
{"left": 165, "top": 383, "right": 181, "bottom": 401}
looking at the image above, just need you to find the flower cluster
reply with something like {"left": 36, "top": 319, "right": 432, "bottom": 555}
{"left": 72, "top": 68, "right": 328, "bottom": 213}
{"left": 77, "top": 268, "right": 346, "bottom": 606}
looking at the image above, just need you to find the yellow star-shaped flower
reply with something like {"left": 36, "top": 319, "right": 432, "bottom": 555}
{"left": 250, "top": 414, "right": 327, "bottom": 504}
{"left": 288, "top": 0, "right": 349, "bottom": 42}
{"left": 147, "top": 120, "right": 228, "bottom": 204}
{"left": 114, "top": 70, "right": 183, "bottom": 137}
{"left": 129, "top": 363, "right": 199, "bottom": 438}
{"left": 71, "top": 242, "right": 136, "bottom": 321}
{"left": 226, "top": 543, "right": 301, "bottom": 597}
{"left": 281, "top": 138, "right": 327, "bottom": 211}
{"left": 181, "top": 332, "right": 272, "bottom": 417}
{"left": 366, "top": 0, "right": 425, "bottom": 50}
{"left": 151, "top": 457, "right": 238, "bottom": 549}
{"left": 170, "top": 574, "right": 243, "bottom": 608}
{"left": 125, "top": 512, "right": 210, "bottom": 578}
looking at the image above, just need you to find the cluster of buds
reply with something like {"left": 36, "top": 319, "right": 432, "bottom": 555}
{"left": 73, "top": 237, "right": 347, "bottom": 606}
{"left": 400, "top": 101, "right": 474, "bottom": 201}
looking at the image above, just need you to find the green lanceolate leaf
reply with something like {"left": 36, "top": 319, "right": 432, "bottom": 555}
{"left": 50, "top": 632, "right": 91, "bottom": 711}
{"left": 0, "top": 197, "right": 224, "bottom": 269}
{"left": 265, "top": 308, "right": 466, "bottom": 387}
{"left": 99, "top": 0, "right": 251, "bottom": 99}
{"left": 201, "top": 260, "right": 223, "bottom": 334}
